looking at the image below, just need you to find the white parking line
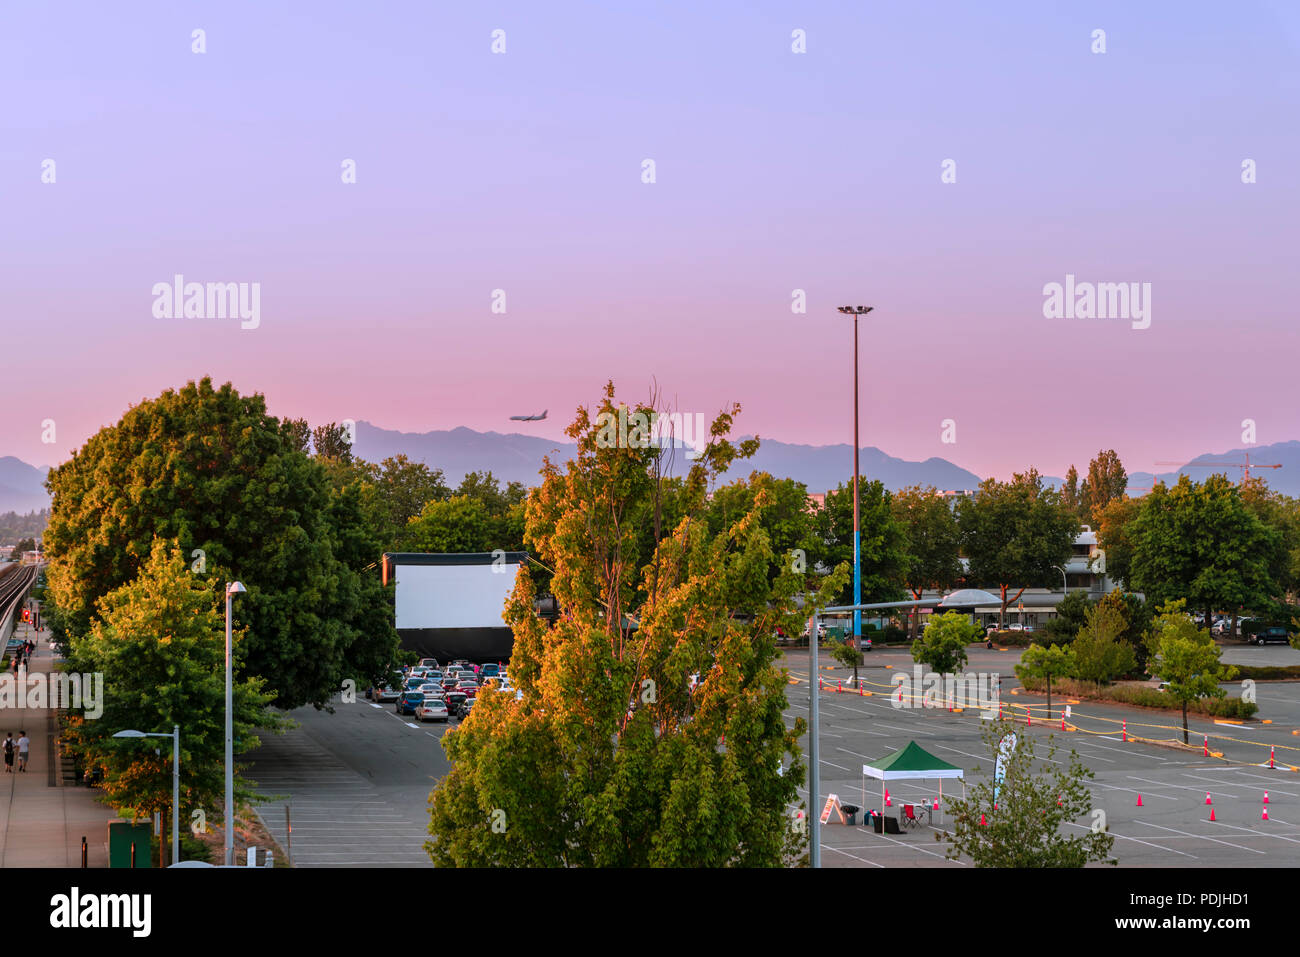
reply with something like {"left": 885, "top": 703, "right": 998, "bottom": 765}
{"left": 1135, "top": 820, "right": 1265, "bottom": 855}
{"left": 1061, "top": 822, "right": 1196, "bottom": 859}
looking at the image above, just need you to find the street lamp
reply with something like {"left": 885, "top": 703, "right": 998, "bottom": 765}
{"left": 113, "top": 726, "right": 180, "bottom": 866}
{"left": 224, "top": 581, "right": 246, "bottom": 866}
{"left": 836, "top": 305, "right": 874, "bottom": 662}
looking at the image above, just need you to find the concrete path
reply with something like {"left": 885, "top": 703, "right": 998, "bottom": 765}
{"left": 0, "top": 622, "right": 118, "bottom": 867}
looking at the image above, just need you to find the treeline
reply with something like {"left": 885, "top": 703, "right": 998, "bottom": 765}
{"left": 0, "top": 509, "right": 47, "bottom": 546}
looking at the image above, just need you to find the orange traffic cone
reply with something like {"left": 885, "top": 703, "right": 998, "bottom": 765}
{"left": 885, "top": 789, "right": 892, "bottom": 807}
{"left": 1057, "top": 795, "right": 1063, "bottom": 807}
{"left": 1061, "top": 715, "right": 1066, "bottom": 731}
{"left": 1136, "top": 794, "right": 1143, "bottom": 807}
{"left": 979, "top": 813, "right": 986, "bottom": 826}
{"left": 932, "top": 797, "right": 939, "bottom": 811}
{"left": 1263, "top": 807, "right": 1269, "bottom": 821}
{"left": 1209, "top": 808, "right": 1216, "bottom": 822}
{"left": 1264, "top": 791, "right": 1270, "bottom": 804}
{"left": 1205, "top": 793, "right": 1212, "bottom": 805}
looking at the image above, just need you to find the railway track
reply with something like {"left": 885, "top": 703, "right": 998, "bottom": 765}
{"left": 0, "top": 562, "right": 41, "bottom": 647}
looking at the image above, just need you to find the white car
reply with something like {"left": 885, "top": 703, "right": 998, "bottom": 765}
{"left": 416, "top": 698, "right": 449, "bottom": 722}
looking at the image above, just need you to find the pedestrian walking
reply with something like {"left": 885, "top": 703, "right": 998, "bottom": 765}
{"left": 3, "top": 734, "right": 13, "bottom": 773}
{"left": 16, "top": 731, "right": 28, "bottom": 773}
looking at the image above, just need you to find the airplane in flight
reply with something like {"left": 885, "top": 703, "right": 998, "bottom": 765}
{"left": 509, "top": 410, "right": 547, "bottom": 422}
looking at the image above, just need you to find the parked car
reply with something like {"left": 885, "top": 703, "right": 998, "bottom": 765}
{"left": 456, "top": 697, "right": 476, "bottom": 719}
{"left": 416, "top": 697, "right": 449, "bottom": 722}
{"left": 444, "top": 690, "right": 468, "bottom": 714}
{"left": 372, "top": 685, "right": 400, "bottom": 703}
{"left": 418, "top": 658, "right": 440, "bottom": 669}
{"left": 457, "top": 680, "right": 479, "bottom": 699}
{"left": 396, "top": 691, "right": 425, "bottom": 715}
{"left": 1251, "top": 626, "right": 1291, "bottom": 646}
{"left": 479, "top": 663, "right": 500, "bottom": 680}
{"left": 404, "top": 677, "right": 427, "bottom": 692}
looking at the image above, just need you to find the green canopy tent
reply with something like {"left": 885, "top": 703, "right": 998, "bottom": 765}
{"left": 862, "top": 741, "right": 965, "bottom": 827}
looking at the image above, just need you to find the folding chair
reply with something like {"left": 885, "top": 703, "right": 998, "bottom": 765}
{"left": 902, "top": 803, "right": 921, "bottom": 831}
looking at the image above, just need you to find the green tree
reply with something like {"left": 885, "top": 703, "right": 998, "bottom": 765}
{"left": 1082, "top": 449, "right": 1127, "bottom": 524}
{"left": 892, "top": 486, "right": 962, "bottom": 639}
{"left": 11, "top": 537, "right": 35, "bottom": 555}
{"left": 311, "top": 422, "right": 353, "bottom": 462}
{"left": 43, "top": 377, "right": 397, "bottom": 709}
{"left": 1128, "top": 475, "right": 1279, "bottom": 629}
{"left": 1062, "top": 466, "right": 1085, "bottom": 523}
{"left": 61, "top": 542, "right": 282, "bottom": 863}
{"left": 1016, "top": 643, "right": 1074, "bottom": 720}
{"left": 406, "top": 495, "right": 494, "bottom": 552}
{"left": 910, "top": 611, "right": 978, "bottom": 676}
{"left": 957, "top": 470, "right": 1079, "bottom": 627}
{"left": 814, "top": 479, "right": 908, "bottom": 608}
{"left": 1070, "top": 601, "right": 1136, "bottom": 684}
{"left": 1037, "top": 590, "right": 1093, "bottom": 645}
{"left": 362, "top": 455, "right": 450, "bottom": 550}
{"left": 938, "top": 720, "right": 1115, "bottom": 867}
{"left": 1095, "top": 495, "right": 1141, "bottom": 590}
{"left": 425, "top": 384, "right": 849, "bottom": 867}
{"left": 707, "top": 474, "right": 819, "bottom": 589}
{"left": 1149, "top": 600, "right": 1236, "bottom": 744}
{"left": 1095, "top": 590, "right": 1153, "bottom": 672}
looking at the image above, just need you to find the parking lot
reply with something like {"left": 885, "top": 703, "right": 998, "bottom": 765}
{"left": 783, "top": 644, "right": 1300, "bottom": 868}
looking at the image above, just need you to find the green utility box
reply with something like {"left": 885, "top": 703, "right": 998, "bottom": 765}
{"left": 108, "top": 821, "right": 154, "bottom": 868}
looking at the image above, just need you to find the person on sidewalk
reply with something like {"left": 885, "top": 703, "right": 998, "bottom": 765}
{"left": 3, "top": 733, "right": 13, "bottom": 773}
{"left": 16, "top": 731, "right": 28, "bottom": 773}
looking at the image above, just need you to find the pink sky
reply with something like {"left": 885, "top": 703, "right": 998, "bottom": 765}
{"left": 4, "top": 1, "right": 1298, "bottom": 482}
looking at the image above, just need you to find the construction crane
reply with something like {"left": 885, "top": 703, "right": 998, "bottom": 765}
{"left": 1153, "top": 451, "right": 1281, "bottom": 485}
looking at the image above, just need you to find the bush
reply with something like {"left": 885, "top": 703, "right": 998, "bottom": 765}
{"left": 882, "top": 624, "right": 907, "bottom": 644}
{"left": 1233, "top": 665, "right": 1300, "bottom": 681}
{"left": 1017, "top": 676, "right": 1258, "bottom": 719}
{"left": 991, "top": 630, "right": 1035, "bottom": 647}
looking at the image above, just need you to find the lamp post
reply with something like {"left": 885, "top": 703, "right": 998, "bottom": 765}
{"left": 113, "top": 726, "right": 180, "bottom": 866}
{"left": 225, "top": 581, "right": 246, "bottom": 866}
{"left": 836, "top": 305, "right": 874, "bottom": 664}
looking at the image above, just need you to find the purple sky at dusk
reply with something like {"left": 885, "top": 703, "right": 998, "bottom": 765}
{"left": 3, "top": 2, "right": 1299, "bottom": 483}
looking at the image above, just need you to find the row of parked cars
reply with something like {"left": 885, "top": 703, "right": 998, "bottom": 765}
{"left": 367, "top": 658, "right": 514, "bottom": 721}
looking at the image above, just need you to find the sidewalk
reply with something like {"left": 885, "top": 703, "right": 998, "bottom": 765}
{"left": 0, "top": 621, "right": 117, "bottom": 867}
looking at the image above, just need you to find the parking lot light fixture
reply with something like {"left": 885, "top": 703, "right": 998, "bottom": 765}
{"left": 225, "top": 581, "right": 246, "bottom": 866}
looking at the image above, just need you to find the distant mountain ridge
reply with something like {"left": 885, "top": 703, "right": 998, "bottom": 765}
{"left": 7, "top": 434, "right": 1300, "bottom": 514}
{"left": 1129, "top": 441, "right": 1300, "bottom": 497}
{"left": 353, "top": 421, "right": 984, "bottom": 494}
{"left": 0, "top": 457, "right": 50, "bottom": 514}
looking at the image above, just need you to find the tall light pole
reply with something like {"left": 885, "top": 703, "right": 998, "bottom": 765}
{"left": 225, "top": 581, "right": 246, "bottom": 866}
{"left": 113, "top": 726, "right": 180, "bottom": 866}
{"left": 837, "top": 306, "right": 874, "bottom": 662}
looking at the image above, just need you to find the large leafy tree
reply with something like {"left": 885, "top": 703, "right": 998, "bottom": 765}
{"left": 813, "top": 478, "right": 908, "bottom": 608}
{"left": 706, "top": 474, "right": 820, "bottom": 588}
{"left": 43, "top": 377, "right": 397, "bottom": 709}
{"left": 426, "top": 383, "right": 848, "bottom": 867}
{"left": 891, "top": 486, "right": 962, "bottom": 638}
{"left": 1128, "top": 475, "right": 1279, "bottom": 628}
{"left": 1016, "top": 643, "right": 1074, "bottom": 721}
{"left": 62, "top": 542, "right": 282, "bottom": 862}
{"left": 957, "top": 470, "right": 1079, "bottom": 627}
